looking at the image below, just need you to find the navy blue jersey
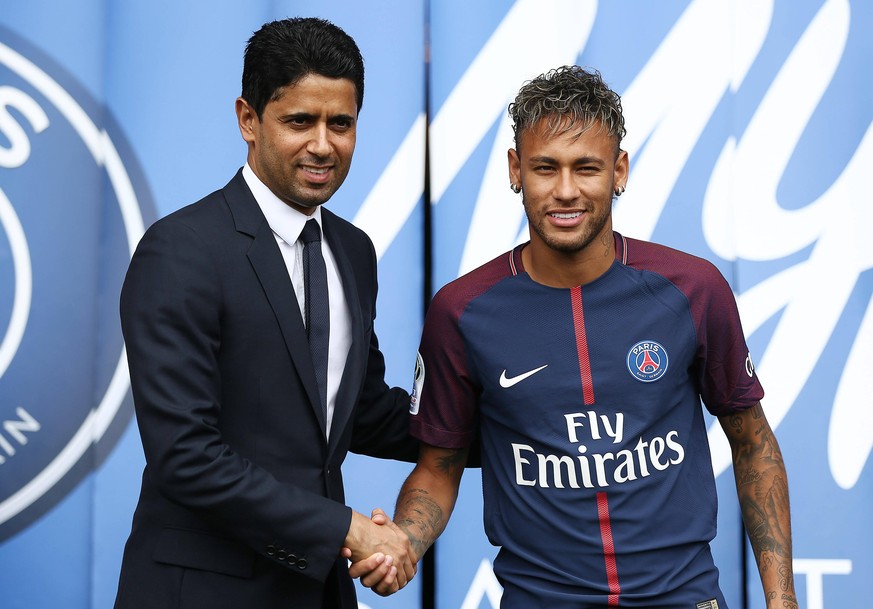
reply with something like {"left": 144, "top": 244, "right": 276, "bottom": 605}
{"left": 410, "top": 233, "right": 763, "bottom": 608}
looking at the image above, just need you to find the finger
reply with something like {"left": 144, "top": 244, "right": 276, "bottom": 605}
{"left": 396, "top": 557, "right": 415, "bottom": 587}
{"left": 348, "top": 552, "right": 385, "bottom": 579}
{"left": 370, "top": 507, "right": 389, "bottom": 524}
{"left": 340, "top": 547, "right": 351, "bottom": 560}
{"left": 391, "top": 556, "right": 411, "bottom": 589}
{"left": 373, "top": 568, "right": 401, "bottom": 597}
{"left": 387, "top": 526, "right": 417, "bottom": 581}
{"left": 362, "top": 563, "right": 396, "bottom": 590}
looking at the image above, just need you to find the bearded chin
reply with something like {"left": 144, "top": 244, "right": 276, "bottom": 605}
{"left": 526, "top": 209, "right": 611, "bottom": 255}
{"left": 292, "top": 185, "right": 337, "bottom": 209}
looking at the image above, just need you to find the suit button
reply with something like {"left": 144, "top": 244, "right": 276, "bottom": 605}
{"left": 276, "top": 550, "right": 287, "bottom": 561}
{"left": 296, "top": 558, "right": 308, "bottom": 570}
{"left": 266, "top": 545, "right": 276, "bottom": 556}
{"left": 286, "top": 554, "right": 298, "bottom": 566}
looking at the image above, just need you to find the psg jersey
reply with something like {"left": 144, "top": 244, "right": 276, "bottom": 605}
{"left": 409, "top": 232, "right": 764, "bottom": 608}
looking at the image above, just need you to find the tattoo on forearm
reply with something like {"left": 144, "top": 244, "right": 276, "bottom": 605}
{"left": 728, "top": 413, "right": 743, "bottom": 435}
{"left": 435, "top": 450, "right": 467, "bottom": 475}
{"left": 741, "top": 476, "right": 791, "bottom": 558}
{"left": 778, "top": 563, "right": 793, "bottom": 592}
{"left": 737, "top": 466, "right": 762, "bottom": 487}
{"left": 742, "top": 470, "right": 796, "bottom": 605}
{"left": 729, "top": 404, "right": 796, "bottom": 606}
{"left": 395, "top": 488, "right": 444, "bottom": 559}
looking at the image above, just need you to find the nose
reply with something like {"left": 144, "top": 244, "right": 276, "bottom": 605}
{"left": 306, "top": 124, "right": 331, "bottom": 157}
{"left": 553, "top": 169, "right": 579, "bottom": 201}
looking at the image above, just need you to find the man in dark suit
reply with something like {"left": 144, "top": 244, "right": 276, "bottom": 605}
{"left": 114, "top": 17, "right": 417, "bottom": 609}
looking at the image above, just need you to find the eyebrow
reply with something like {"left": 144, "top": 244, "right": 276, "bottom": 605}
{"left": 528, "top": 155, "right": 606, "bottom": 166}
{"left": 279, "top": 112, "right": 356, "bottom": 123}
{"left": 328, "top": 113, "right": 356, "bottom": 124}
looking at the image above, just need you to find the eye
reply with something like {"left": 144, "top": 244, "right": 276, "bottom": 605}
{"left": 284, "top": 115, "right": 312, "bottom": 127}
{"left": 331, "top": 117, "right": 355, "bottom": 131}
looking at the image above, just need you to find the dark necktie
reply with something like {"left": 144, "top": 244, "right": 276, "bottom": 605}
{"left": 300, "top": 220, "right": 330, "bottom": 425}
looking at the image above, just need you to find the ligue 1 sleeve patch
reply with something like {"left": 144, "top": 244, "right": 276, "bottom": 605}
{"left": 409, "top": 351, "right": 425, "bottom": 415}
{"left": 696, "top": 599, "right": 720, "bottom": 609}
{"left": 745, "top": 351, "right": 756, "bottom": 377}
{"left": 626, "top": 340, "right": 669, "bottom": 382}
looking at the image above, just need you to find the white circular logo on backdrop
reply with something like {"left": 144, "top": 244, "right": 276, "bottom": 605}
{"left": 0, "top": 31, "right": 152, "bottom": 539}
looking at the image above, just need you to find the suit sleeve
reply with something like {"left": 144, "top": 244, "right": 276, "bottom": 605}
{"left": 121, "top": 218, "right": 350, "bottom": 582}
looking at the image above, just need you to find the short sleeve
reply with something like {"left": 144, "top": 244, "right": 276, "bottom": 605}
{"left": 409, "top": 285, "right": 480, "bottom": 448}
{"left": 690, "top": 261, "right": 764, "bottom": 416}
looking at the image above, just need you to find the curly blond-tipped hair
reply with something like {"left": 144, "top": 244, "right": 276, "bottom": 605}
{"left": 508, "top": 65, "right": 626, "bottom": 156}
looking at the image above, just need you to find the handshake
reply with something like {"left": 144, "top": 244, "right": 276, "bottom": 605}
{"left": 341, "top": 445, "right": 466, "bottom": 596}
{"left": 342, "top": 508, "right": 420, "bottom": 597}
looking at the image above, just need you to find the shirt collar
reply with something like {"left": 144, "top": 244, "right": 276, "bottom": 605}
{"left": 242, "top": 163, "right": 322, "bottom": 246}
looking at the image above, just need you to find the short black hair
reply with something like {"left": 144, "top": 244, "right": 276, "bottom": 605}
{"left": 509, "top": 65, "right": 625, "bottom": 156}
{"left": 241, "top": 17, "right": 365, "bottom": 118}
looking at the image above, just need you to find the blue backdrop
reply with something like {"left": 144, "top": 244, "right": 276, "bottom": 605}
{"left": 1, "top": 2, "right": 870, "bottom": 608}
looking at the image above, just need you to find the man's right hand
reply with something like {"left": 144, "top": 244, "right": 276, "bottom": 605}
{"left": 344, "top": 509, "right": 417, "bottom": 595}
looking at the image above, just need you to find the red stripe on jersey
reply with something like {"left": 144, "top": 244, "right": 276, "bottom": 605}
{"left": 597, "top": 491, "right": 621, "bottom": 606}
{"left": 570, "top": 287, "right": 595, "bottom": 405}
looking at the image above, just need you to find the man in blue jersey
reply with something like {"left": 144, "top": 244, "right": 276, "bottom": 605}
{"left": 352, "top": 65, "right": 797, "bottom": 608}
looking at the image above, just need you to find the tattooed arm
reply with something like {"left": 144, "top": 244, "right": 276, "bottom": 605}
{"left": 351, "top": 442, "right": 469, "bottom": 596}
{"left": 719, "top": 402, "right": 798, "bottom": 609}
{"left": 395, "top": 443, "right": 469, "bottom": 558}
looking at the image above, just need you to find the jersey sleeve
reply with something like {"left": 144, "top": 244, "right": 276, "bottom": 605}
{"left": 623, "top": 235, "right": 764, "bottom": 416}
{"left": 409, "top": 284, "right": 480, "bottom": 448}
{"left": 688, "top": 260, "right": 764, "bottom": 416}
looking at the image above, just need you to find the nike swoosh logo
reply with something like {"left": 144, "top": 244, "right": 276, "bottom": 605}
{"left": 499, "top": 364, "right": 548, "bottom": 388}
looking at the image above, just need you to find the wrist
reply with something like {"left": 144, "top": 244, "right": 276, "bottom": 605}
{"left": 344, "top": 511, "right": 368, "bottom": 553}
{"left": 396, "top": 522, "right": 428, "bottom": 563}
{"left": 765, "top": 592, "right": 798, "bottom": 609}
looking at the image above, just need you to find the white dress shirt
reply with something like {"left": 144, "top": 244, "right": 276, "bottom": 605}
{"left": 243, "top": 164, "right": 351, "bottom": 437}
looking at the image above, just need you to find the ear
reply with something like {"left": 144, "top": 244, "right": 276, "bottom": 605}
{"left": 508, "top": 147, "right": 521, "bottom": 187}
{"left": 613, "top": 149, "right": 629, "bottom": 189}
{"left": 235, "top": 97, "right": 257, "bottom": 145}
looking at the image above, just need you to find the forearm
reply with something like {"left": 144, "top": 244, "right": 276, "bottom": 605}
{"left": 724, "top": 405, "right": 798, "bottom": 608}
{"left": 394, "top": 446, "right": 467, "bottom": 561}
{"left": 737, "top": 462, "right": 797, "bottom": 608}
{"left": 394, "top": 483, "right": 451, "bottom": 561}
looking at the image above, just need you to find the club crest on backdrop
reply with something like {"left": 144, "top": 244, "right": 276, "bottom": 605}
{"left": 0, "top": 30, "right": 154, "bottom": 540}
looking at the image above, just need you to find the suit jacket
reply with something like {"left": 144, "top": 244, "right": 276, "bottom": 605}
{"left": 114, "top": 170, "right": 418, "bottom": 609}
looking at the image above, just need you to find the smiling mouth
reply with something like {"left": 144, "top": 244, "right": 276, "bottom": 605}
{"left": 549, "top": 211, "right": 583, "bottom": 219}
{"left": 303, "top": 166, "right": 331, "bottom": 175}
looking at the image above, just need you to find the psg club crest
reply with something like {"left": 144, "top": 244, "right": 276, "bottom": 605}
{"left": 0, "top": 30, "right": 154, "bottom": 540}
{"left": 626, "top": 340, "right": 669, "bottom": 383}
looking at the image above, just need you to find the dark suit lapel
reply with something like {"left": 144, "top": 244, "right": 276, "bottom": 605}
{"left": 321, "top": 210, "right": 365, "bottom": 455}
{"left": 222, "top": 171, "right": 327, "bottom": 435}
